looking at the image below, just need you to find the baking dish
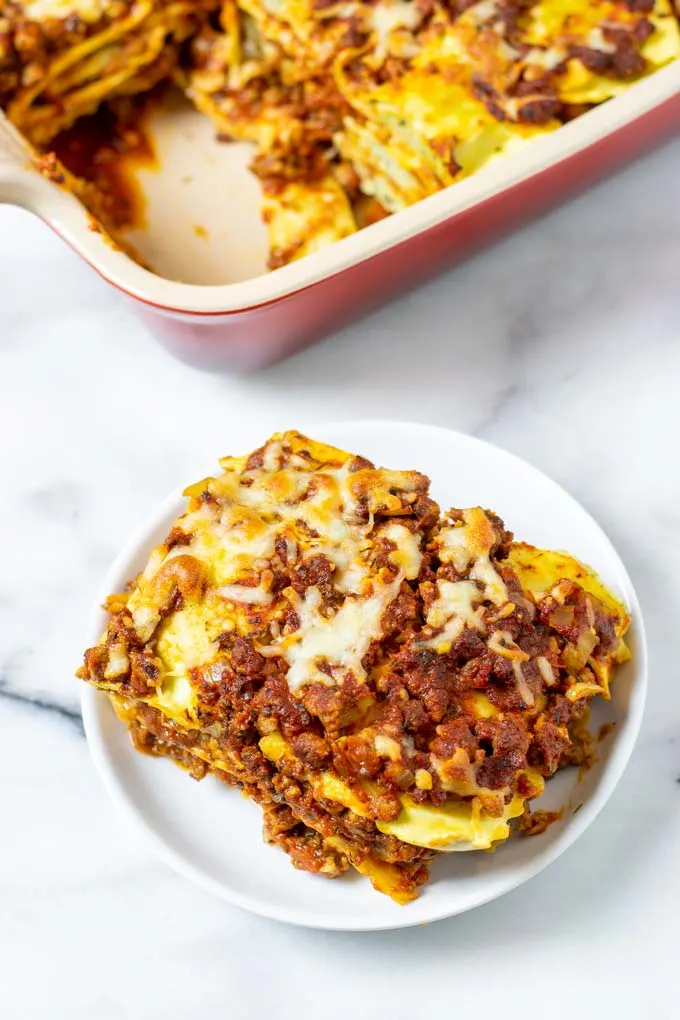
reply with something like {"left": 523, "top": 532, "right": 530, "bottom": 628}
{"left": 1, "top": 61, "right": 679, "bottom": 371}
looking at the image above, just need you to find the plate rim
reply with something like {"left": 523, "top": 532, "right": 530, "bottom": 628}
{"left": 80, "top": 419, "right": 648, "bottom": 931}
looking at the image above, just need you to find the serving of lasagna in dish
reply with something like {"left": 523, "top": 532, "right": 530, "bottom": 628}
{"left": 1, "top": 0, "right": 679, "bottom": 269}
{"left": 78, "top": 431, "right": 631, "bottom": 904}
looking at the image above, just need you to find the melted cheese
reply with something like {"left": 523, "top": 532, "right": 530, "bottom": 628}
{"left": 216, "top": 447, "right": 423, "bottom": 693}
{"left": 217, "top": 583, "right": 273, "bottom": 605}
{"left": 155, "top": 602, "right": 226, "bottom": 674}
{"left": 585, "top": 26, "right": 616, "bottom": 54}
{"left": 103, "top": 642, "right": 129, "bottom": 680}
{"left": 129, "top": 433, "right": 429, "bottom": 701}
{"left": 423, "top": 580, "right": 485, "bottom": 652}
{"left": 374, "top": 733, "right": 403, "bottom": 761}
{"left": 512, "top": 661, "right": 535, "bottom": 707}
{"left": 466, "top": 0, "right": 500, "bottom": 24}
{"left": 282, "top": 571, "right": 402, "bottom": 692}
{"left": 524, "top": 0, "right": 680, "bottom": 105}
{"left": 370, "top": 0, "right": 421, "bottom": 60}
{"left": 486, "top": 629, "right": 529, "bottom": 662}
{"left": 23, "top": 0, "right": 110, "bottom": 21}
{"left": 382, "top": 523, "right": 422, "bottom": 580}
{"left": 437, "top": 509, "right": 508, "bottom": 605}
{"left": 166, "top": 505, "right": 277, "bottom": 586}
{"left": 423, "top": 508, "right": 511, "bottom": 651}
{"left": 525, "top": 45, "right": 566, "bottom": 70}
{"left": 536, "top": 655, "right": 556, "bottom": 686}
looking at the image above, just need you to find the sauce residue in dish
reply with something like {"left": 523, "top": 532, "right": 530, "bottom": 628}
{"left": 520, "top": 808, "right": 565, "bottom": 837}
{"left": 50, "top": 91, "right": 160, "bottom": 231}
{"left": 598, "top": 722, "right": 616, "bottom": 742}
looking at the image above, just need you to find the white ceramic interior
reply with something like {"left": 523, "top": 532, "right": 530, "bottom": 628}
{"left": 1, "top": 64, "right": 679, "bottom": 311}
{"left": 80, "top": 420, "right": 647, "bottom": 930}
{"left": 121, "top": 91, "right": 269, "bottom": 285}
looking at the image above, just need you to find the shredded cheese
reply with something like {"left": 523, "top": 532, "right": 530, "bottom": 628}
{"left": 24, "top": 0, "right": 109, "bottom": 21}
{"left": 381, "top": 522, "right": 423, "bottom": 580}
{"left": 282, "top": 574, "right": 403, "bottom": 692}
{"left": 512, "top": 661, "right": 535, "bottom": 707}
{"left": 217, "top": 583, "right": 273, "bottom": 605}
{"left": 423, "top": 580, "right": 486, "bottom": 652}
{"left": 370, "top": 0, "right": 421, "bottom": 61}
{"left": 436, "top": 509, "right": 508, "bottom": 605}
{"left": 467, "top": 0, "right": 500, "bottom": 25}
{"left": 536, "top": 655, "right": 556, "bottom": 686}
{"left": 423, "top": 508, "right": 511, "bottom": 651}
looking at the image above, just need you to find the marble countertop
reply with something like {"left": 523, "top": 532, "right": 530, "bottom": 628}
{"left": 2, "top": 135, "right": 680, "bottom": 1019}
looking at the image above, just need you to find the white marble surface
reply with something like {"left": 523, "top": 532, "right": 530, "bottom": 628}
{"left": 2, "top": 135, "right": 680, "bottom": 1019}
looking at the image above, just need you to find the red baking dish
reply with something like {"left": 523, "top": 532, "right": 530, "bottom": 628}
{"left": 1, "top": 62, "right": 679, "bottom": 371}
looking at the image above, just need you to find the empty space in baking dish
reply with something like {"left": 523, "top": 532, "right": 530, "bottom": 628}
{"left": 112, "top": 90, "right": 269, "bottom": 285}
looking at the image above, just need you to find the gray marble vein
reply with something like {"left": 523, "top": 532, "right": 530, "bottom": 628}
{"left": 0, "top": 684, "right": 83, "bottom": 732}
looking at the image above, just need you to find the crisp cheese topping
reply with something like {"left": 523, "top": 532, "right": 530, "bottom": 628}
{"left": 424, "top": 580, "right": 485, "bottom": 652}
{"left": 281, "top": 522, "right": 421, "bottom": 692}
{"left": 125, "top": 432, "right": 427, "bottom": 701}
{"left": 424, "top": 508, "right": 509, "bottom": 653}
{"left": 436, "top": 508, "right": 508, "bottom": 604}
{"left": 369, "top": 0, "right": 421, "bottom": 59}
{"left": 282, "top": 577, "right": 400, "bottom": 692}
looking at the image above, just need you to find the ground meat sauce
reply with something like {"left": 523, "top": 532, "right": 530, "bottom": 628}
{"left": 78, "top": 432, "right": 629, "bottom": 902}
{"left": 0, "top": 2, "right": 118, "bottom": 106}
{"left": 49, "top": 93, "right": 160, "bottom": 231}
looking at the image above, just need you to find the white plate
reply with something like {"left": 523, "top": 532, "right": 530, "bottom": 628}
{"left": 81, "top": 420, "right": 647, "bottom": 930}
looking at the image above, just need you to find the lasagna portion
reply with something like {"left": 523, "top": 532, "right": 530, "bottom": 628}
{"left": 1, "top": 0, "right": 679, "bottom": 268}
{"left": 78, "top": 432, "right": 631, "bottom": 903}
{"left": 0, "top": 0, "right": 219, "bottom": 145}
{"left": 181, "top": 0, "right": 680, "bottom": 262}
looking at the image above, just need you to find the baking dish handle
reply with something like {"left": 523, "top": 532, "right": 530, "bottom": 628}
{"left": 0, "top": 110, "right": 111, "bottom": 261}
{"left": 0, "top": 112, "right": 39, "bottom": 207}
{"left": 0, "top": 111, "right": 86, "bottom": 227}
